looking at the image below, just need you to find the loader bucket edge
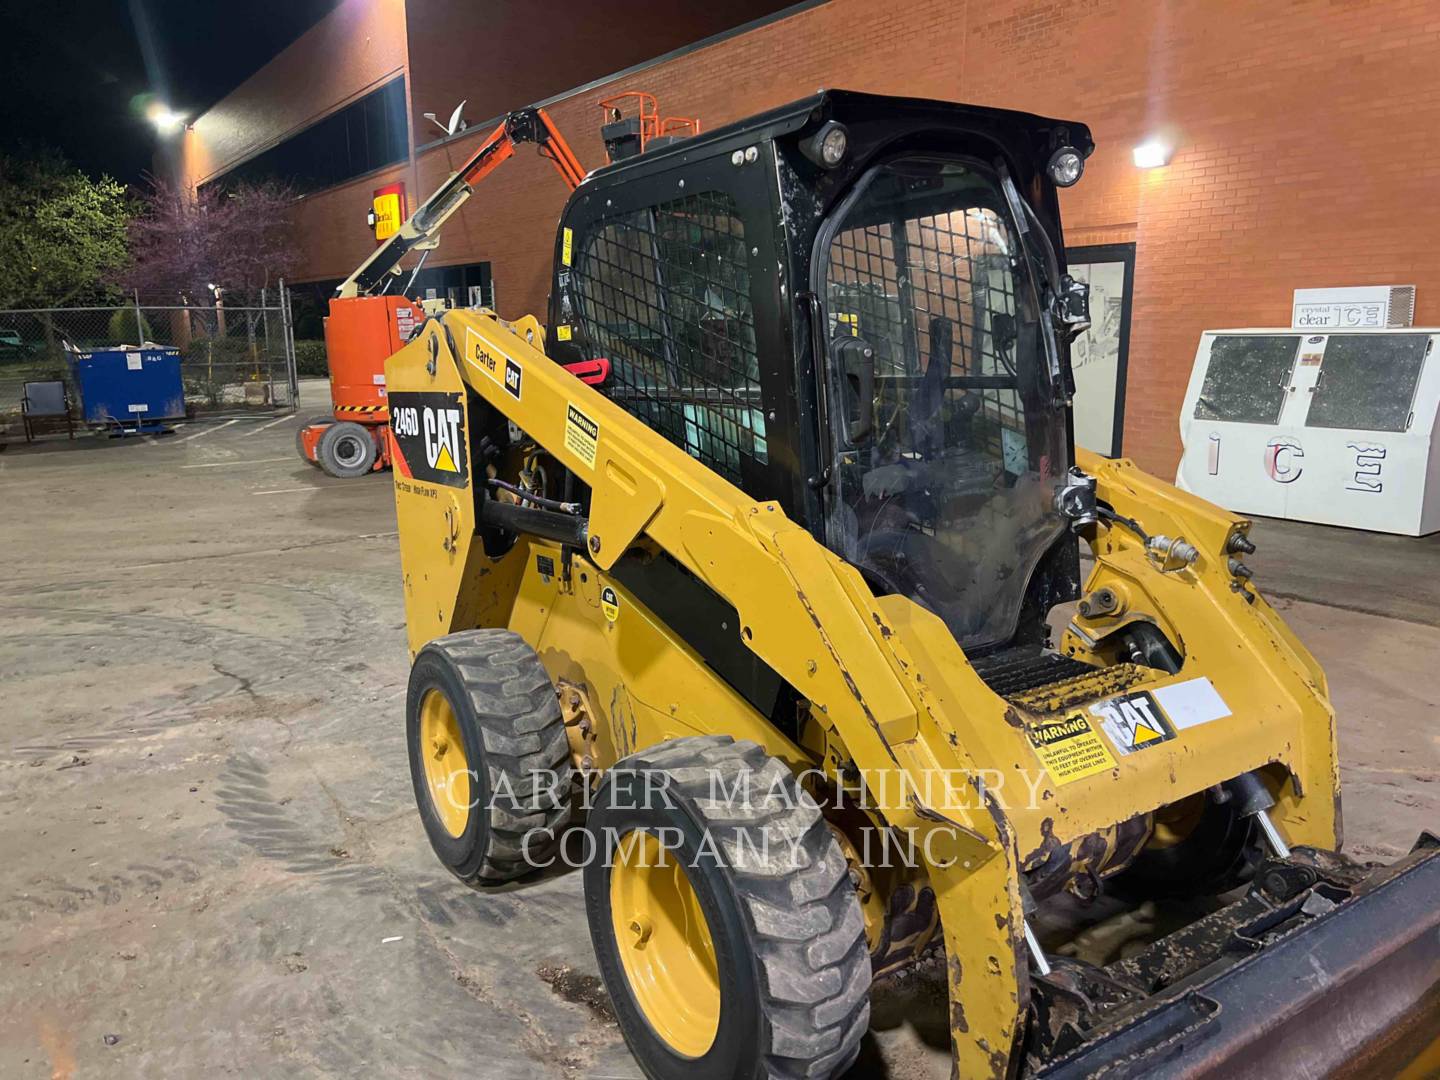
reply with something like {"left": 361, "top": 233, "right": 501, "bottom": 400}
{"left": 1040, "top": 844, "right": 1440, "bottom": 1079}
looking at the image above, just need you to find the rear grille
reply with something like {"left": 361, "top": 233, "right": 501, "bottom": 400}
{"left": 970, "top": 648, "right": 1096, "bottom": 697}
{"left": 971, "top": 648, "right": 1150, "bottom": 715}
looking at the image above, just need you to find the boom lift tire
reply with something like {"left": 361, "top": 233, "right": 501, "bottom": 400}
{"left": 584, "top": 735, "right": 871, "bottom": 1080}
{"left": 406, "top": 629, "right": 574, "bottom": 885}
{"left": 316, "top": 420, "right": 378, "bottom": 478}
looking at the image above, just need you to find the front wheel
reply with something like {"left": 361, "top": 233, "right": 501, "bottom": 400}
{"left": 584, "top": 736, "right": 871, "bottom": 1079}
{"left": 316, "top": 420, "right": 378, "bottom": 478}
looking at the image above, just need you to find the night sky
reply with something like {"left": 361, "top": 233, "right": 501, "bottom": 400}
{"left": 0, "top": 0, "right": 339, "bottom": 182}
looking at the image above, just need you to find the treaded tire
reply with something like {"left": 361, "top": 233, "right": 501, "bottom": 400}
{"left": 585, "top": 735, "right": 871, "bottom": 1080}
{"left": 1117, "top": 795, "right": 1259, "bottom": 899}
{"left": 316, "top": 419, "right": 377, "bottom": 478}
{"left": 406, "top": 629, "right": 573, "bottom": 884}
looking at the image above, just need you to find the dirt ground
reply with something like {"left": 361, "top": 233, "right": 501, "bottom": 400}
{"left": 1, "top": 384, "right": 1436, "bottom": 1078}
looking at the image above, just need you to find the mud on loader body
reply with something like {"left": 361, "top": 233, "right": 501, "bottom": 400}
{"left": 387, "top": 91, "right": 1440, "bottom": 1078}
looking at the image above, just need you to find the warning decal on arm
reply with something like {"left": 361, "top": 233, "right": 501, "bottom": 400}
{"left": 565, "top": 402, "right": 599, "bottom": 470}
{"left": 1027, "top": 715, "right": 1116, "bottom": 785}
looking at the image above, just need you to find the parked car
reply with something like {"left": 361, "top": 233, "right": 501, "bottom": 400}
{"left": 0, "top": 329, "right": 33, "bottom": 360}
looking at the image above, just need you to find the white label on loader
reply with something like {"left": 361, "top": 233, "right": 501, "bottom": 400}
{"left": 1151, "top": 678, "right": 1231, "bottom": 731}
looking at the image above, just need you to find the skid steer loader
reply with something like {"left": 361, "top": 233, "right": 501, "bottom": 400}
{"left": 386, "top": 90, "right": 1440, "bottom": 1078}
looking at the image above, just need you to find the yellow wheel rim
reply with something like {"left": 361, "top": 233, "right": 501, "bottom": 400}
{"left": 1150, "top": 794, "right": 1206, "bottom": 849}
{"left": 419, "top": 688, "right": 470, "bottom": 838}
{"left": 609, "top": 829, "right": 720, "bottom": 1057}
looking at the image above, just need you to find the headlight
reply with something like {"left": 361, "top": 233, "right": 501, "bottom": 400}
{"left": 801, "top": 121, "right": 849, "bottom": 169}
{"left": 1047, "top": 147, "right": 1084, "bottom": 187}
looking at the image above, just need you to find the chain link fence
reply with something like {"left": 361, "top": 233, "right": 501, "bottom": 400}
{"left": 0, "top": 287, "right": 298, "bottom": 435}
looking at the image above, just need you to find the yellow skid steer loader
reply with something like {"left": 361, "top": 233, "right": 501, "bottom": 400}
{"left": 385, "top": 91, "right": 1440, "bottom": 1078}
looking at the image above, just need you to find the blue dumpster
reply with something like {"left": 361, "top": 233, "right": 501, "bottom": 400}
{"left": 73, "top": 347, "right": 184, "bottom": 432}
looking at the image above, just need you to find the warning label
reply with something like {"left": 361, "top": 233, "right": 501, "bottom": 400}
{"left": 565, "top": 402, "right": 599, "bottom": 469}
{"left": 600, "top": 585, "right": 620, "bottom": 622}
{"left": 1026, "top": 715, "right": 1116, "bottom": 785}
{"left": 1091, "top": 690, "right": 1176, "bottom": 755}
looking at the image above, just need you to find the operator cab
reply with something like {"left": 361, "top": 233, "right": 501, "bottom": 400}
{"left": 548, "top": 90, "right": 1094, "bottom": 657}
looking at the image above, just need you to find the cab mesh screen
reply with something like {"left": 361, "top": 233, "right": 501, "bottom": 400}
{"left": 826, "top": 208, "right": 1023, "bottom": 461}
{"left": 572, "top": 190, "right": 765, "bottom": 485}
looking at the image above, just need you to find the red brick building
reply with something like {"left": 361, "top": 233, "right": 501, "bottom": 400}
{"left": 177, "top": 0, "right": 1440, "bottom": 475}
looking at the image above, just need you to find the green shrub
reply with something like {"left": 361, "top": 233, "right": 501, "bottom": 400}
{"left": 294, "top": 339, "right": 328, "bottom": 377}
{"left": 108, "top": 307, "right": 153, "bottom": 344}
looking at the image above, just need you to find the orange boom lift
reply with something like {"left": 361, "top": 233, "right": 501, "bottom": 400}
{"left": 297, "top": 107, "right": 587, "bottom": 477}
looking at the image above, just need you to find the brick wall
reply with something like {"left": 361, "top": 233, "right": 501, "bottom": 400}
{"left": 190, "top": 0, "right": 1440, "bottom": 474}
{"left": 181, "top": 0, "right": 408, "bottom": 188}
{"left": 436, "top": 0, "right": 1440, "bottom": 476}
{"left": 405, "top": 0, "right": 799, "bottom": 145}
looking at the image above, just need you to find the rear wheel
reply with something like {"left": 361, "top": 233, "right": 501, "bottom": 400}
{"left": 405, "top": 629, "right": 573, "bottom": 884}
{"left": 316, "top": 420, "right": 377, "bottom": 478}
{"left": 585, "top": 736, "right": 871, "bottom": 1080}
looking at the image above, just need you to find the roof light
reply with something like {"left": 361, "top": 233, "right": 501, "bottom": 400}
{"left": 800, "top": 121, "right": 849, "bottom": 169}
{"left": 1047, "top": 147, "right": 1085, "bottom": 187}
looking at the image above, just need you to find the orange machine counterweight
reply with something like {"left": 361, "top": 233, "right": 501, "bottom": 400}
{"left": 297, "top": 295, "right": 420, "bottom": 476}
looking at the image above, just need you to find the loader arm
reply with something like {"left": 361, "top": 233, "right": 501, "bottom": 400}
{"left": 336, "top": 107, "right": 586, "bottom": 300}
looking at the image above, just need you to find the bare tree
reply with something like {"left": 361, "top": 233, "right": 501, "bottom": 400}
{"left": 121, "top": 176, "right": 298, "bottom": 306}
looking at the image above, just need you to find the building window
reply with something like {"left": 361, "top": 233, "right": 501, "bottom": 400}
{"left": 572, "top": 190, "right": 764, "bottom": 485}
{"left": 203, "top": 77, "right": 408, "bottom": 196}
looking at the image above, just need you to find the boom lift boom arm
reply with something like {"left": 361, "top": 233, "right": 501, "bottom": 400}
{"left": 336, "top": 107, "right": 586, "bottom": 300}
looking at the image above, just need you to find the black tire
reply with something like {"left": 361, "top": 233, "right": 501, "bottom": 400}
{"left": 296, "top": 415, "right": 334, "bottom": 465}
{"left": 316, "top": 419, "right": 377, "bottom": 478}
{"left": 1117, "top": 793, "right": 1259, "bottom": 899}
{"left": 585, "top": 736, "right": 871, "bottom": 1080}
{"left": 406, "top": 629, "right": 573, "bottom": 884}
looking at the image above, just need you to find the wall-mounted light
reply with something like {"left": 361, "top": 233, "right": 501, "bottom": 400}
{"left": 147, "top": 102, "right": 186, "bottom": 134}
{"left": 1132, "top": 138, "right": 1173, "bottom": 169}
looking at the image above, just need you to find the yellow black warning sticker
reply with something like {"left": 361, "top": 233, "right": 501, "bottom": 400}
{"left": 1090, "top": 690, "right": 1177, "bottom": 755}
{"left": 600, "top": 585, "right": 620, "bottom": 622}
{"left": 565, "top": 402, "right": 599, "bottom": 470}
{"left": 1026, "top": 714, "right": 1117, "bottom": 785}
{"left": 556, "top": 324, "right": 573, "bottom": 342}
{"left": 561, "top": 227, "right": 573, "bottom": 266}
